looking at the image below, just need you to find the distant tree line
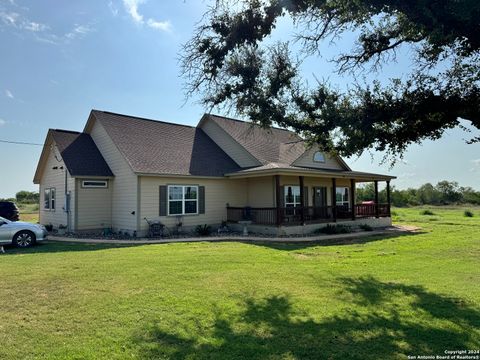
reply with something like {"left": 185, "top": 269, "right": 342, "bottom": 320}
{"left": 0, "top": 191, "right": 39, "bottom": 204}
{"left": 357, "top": 181, "right": 480, "bottom": 207}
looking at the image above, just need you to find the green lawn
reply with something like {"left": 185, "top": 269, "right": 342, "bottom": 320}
{"left": 0, "top": 207, "right": 479, "bottom": 359}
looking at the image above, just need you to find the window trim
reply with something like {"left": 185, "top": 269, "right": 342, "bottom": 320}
{"left": 44, "top": 187, "right": 56, "bottom": 211}
{"left": 167, "top": 185, "right": 199, "bottom": 216}
{"left": 81, "top": 180, "right": 108, "bottom": 188}
{"left": 335, "top": 187, "right": 350, "bottom": 207}
{"left": 313, "top": 151, "right": 326, "bottom": 163}
{"left": 284, "top": 185, "right": 301, "bottom": 208}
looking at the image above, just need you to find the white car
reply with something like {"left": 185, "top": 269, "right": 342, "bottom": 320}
{"left": 0, "top": 216, "right": 48, "bottom": 247}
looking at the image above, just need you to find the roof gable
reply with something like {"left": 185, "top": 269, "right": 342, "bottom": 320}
{"left": 33, "top": 129, "right": 113, "bottom": 183}
{"left": 52, "top": 130, "right": 114, "bottom": 177}
{"left": 203, "top": 114, "right": 351, "bottom": 171}
{"left": 89, "top": 110, "right": 240, "bottom": 176}
{"left": 291, "top": 146, "right": 351, "bottom": 171}
{"left": 206, "top": 114, "right": 305, "bottom": 165}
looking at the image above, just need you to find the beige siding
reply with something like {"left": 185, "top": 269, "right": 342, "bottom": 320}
{"left": 39, "top": 145, "right": 68, "bottom": 228}
{"left": 88, "top": 120, "right": 137, "bottom": 232}
{"left": 292, "top": 147, "right": 346, "bottom": 170}
{"left": 76, "top": 179, "right": 112, "bottom": 230}
{"left": 241, "top": 175, "right": 353, "bottom": 208}
{"left": 246, "top": 176, "right": 275, "bottom": 207}
{"left": 139, "top": 176, "right": 247, "bottom": 235}
{"left": 200, "top": 119, "right": 260, "bottom": 168}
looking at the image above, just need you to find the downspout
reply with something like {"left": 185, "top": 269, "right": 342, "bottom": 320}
{"left": 64, "top": 169, "right": 70, "bottom": 232}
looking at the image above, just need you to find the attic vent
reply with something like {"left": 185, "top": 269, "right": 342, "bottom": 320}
{"left": 313, "top": 151, "right": 325, "bottom": 163}
{"left": 82, "top": 180, "right": 108, "bottom": 188}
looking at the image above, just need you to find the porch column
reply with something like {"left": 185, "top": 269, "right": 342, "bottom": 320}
{"left": 332, "top": 178, "right": 337, "bottom": 222}
{"left": 386, "top": 180, "right": 391, "bottom": 217}
{"left": 275, "top": 175, "right": 281, "bottom": 226}
{"left": 299, "top": 176, "right": 305, "bottom": 224}
{"left": 374, "top": 180, "right": 379, "bottom": 218}
{"left": 350, "top": 179, "right": 356, "bottom": 221}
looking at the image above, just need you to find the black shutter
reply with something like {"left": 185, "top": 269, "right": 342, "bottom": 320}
{"left": 199, "top": 186, "right": 205, "bottom": 214}
{"left": 304, "top": 187, "right": 309, "bottom": 207}
{"left": 159, "top": 186, "right": 167, "bottom": 216}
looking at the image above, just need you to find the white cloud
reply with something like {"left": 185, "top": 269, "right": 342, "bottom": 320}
{"left": 122, "top": 0, "right": 171, "bottom": 32}
{"left": 0, "top": 10, "right": 49, "bottom": 32}
{"left": 0, "top": 3, "right": 91, "bottom": 44}
{"left": 146, "top": 18, "right": 171, "bottom": 32}
{"left": 108, "top": 1, "right": 119, "bottom": 16}
{"left": 470, "top": 159, "right": 480, "bottom": 172}
{"left": 0, "top": 11, "right": 20, "bottom": 26}
{"left": 65, "top": 24, "right": 94, "bottom": 40}
{"left": 24, "top": 21, "right": 48, "bottom": 32}
{"left": 123, "top": 0, "right": 144, "bottom": 24}
{"left": 5, "top": 89, "right": 14, "bottom": 99}
{"left": 0, "top": 119, "right": 6, "bottom": 127}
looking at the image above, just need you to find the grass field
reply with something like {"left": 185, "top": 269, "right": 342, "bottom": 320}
{"left": 17, "top": 203, "right": 39, "bottom": 223}
{"left": 0, "top": 207, "right": 479, "bottom": 359}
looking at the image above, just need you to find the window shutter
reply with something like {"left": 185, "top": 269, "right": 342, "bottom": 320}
{"left": 159, "top": 186, "right": 167, "bottom": 216}
{"left": 304, "top": 187, "right": 309, "bottom": 207}
{"left": 199, "top": 186, "right": 205, "bottom": 214}
{"left": 279, "top": 186, "right": 285, "bottom": 207}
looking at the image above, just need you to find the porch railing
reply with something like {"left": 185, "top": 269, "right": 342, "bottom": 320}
{"left": 226, "top": 203, "right": 390, "bottom": 226}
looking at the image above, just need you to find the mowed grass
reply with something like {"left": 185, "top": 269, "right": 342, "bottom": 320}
{"left": 0, "top": 207, "right": 479, "bottom": 359}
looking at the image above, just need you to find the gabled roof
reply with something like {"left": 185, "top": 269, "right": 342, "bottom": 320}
{"left": 89, "top": 110, "right": 240, "bottom": 177}
{"left": 33, "top": 129, "right": 113, "bottom": 183}
{"left": 51, "top": 130, "right": 114, "bottom": 177}
{"left": 203, "top": 114, "right": 351, "bottom": 171}
{"left": 206, "top": 114, "right": 306, "bottom": 165}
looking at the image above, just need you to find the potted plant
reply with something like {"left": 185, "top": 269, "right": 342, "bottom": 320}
{"left": 58, "top": 224, "right": 67, "bottom": 235}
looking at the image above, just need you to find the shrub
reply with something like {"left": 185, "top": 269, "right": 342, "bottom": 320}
{"left": 314, "top": 224, "right": 352, "bottom": 235}
{"left": 44, "top": 224, "right": 53, "bottom": 232}
{"left": 464, "top": 210, "right": 474, "bottom": 217}
{"left": 420, "top": 209, "right": 435, "bottom": 216}
{"left": 359, "top": 224, "right": 373, "bottom": 232}
{"left": 195, "top": 224, "right": 212, "bottom": 236}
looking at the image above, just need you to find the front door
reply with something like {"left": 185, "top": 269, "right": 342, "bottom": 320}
{"left": 313, "top": 186, "right": 328, "bottom": 219}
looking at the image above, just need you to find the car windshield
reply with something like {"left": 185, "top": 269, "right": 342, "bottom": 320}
{"left": 0, "top": 216, "right": 11, "bottom": 224}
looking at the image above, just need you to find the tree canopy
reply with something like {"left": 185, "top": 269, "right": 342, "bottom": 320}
{"left": 182, "top": 0, "right": 480, "bottom": 162}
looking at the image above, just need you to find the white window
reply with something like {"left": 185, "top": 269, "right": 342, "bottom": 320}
{"left": 313, "top": 151, "right": 325, "bottom": 162}
{"left": 82, "top": 180, "right": 108, "bottom": 188}
{"left": 336, "top": 187, "right": 349, "bottom": 207}
{"left": 44, "top": 187, "right": 56, "bottom": 210}
{"left": 284, "top": 185, "right": 301, "bottom": 215}
{"left": 168, "top": 185, "right": 198, "bottom": 215}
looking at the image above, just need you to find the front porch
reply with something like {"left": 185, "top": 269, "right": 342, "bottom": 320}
{"left": 227, "top": 203, "right": 391, "bottom": 226}
{"left": 226, "top": 173, "right": 393, "bottom": 227}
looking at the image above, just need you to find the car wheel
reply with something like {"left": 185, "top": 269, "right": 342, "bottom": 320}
{"left": 13, "top": 231, "right": 36, "bottom": 248}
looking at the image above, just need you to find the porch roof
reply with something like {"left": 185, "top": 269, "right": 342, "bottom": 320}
{"left": 225, "top": 162, "right": 396, "bottom": 181}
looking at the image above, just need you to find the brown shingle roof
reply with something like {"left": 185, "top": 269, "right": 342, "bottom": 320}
{"left": 226, "top": 163, "right": 396, "bottom": 180}
{"left": 91, "top": 111, "right": 240, "bottom": 176}
{"left": 207, "top": 114, "right": 351, "bottom": 171}
{"left": 51, "top": 130, "right": 113, "bottom": 177}
{"left": 207, "top": 114, "right": 306, "bottom": 165}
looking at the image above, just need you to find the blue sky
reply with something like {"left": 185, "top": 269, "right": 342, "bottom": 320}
{"left": 0, "top": 0, "right": 479, "bottom": 198}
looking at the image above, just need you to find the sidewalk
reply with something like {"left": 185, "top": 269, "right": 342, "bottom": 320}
{"left": 47, "top": 225, "right": 420, "bottom": 245}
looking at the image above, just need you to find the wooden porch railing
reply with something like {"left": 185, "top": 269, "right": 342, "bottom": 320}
{"left": 226, "top": 204, "right": 390, "bottom": 226}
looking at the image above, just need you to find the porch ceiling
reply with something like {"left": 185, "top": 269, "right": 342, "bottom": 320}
{"left": 225, "top": 163, "right": 396, "bottom": 182}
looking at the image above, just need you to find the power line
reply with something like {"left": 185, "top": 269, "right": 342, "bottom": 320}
{"left": 0, "top": 139, "right": 43, "bottom": 146}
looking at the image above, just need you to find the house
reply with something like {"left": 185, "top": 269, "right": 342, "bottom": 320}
{"left": 33, "top": 110, "right": 396, "bottom": 236}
